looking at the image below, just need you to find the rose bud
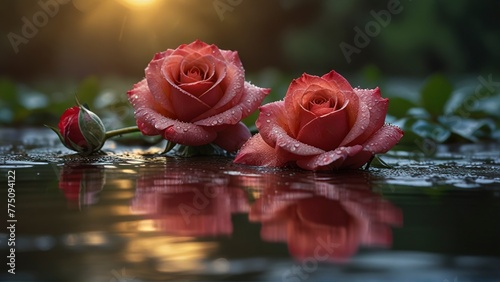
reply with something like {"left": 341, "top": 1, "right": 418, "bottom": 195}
{"left": 49, "top": 105, "right": 107, "bottom": 155}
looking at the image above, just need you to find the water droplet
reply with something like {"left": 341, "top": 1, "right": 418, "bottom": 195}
{"left": 266, "top": 113, "right": 271, "bottom": 117}
{"left": 231, "top": 110, "right": 235, "bottom": 115}
{"left": 183, "top": 128, "right": 188, "bottom": 132}
{"left": 212, "top": 120, "right": 218, "bottom": 125}
{"left": 294, "top": 143, "right": 300, "bottom": 148}
{"left": 266, "top": 119, "right": 270, "bottom": 123}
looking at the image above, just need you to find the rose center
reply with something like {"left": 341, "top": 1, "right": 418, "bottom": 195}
{"left": 308, "top": 96, "right": 340, "bottom": 115}
{"left": 186, "top": 66, "right": 203, "bottom": 81}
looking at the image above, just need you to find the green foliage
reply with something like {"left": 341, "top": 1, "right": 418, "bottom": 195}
{"left": 0, "top": 76, "right": 137, "bottom": 128}
{"left": 389, "top": 73, "right": 500, "bottom": 144}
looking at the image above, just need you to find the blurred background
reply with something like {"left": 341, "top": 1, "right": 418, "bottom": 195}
{"left": 1, "top": 0, "right": 499, "bottom": 142}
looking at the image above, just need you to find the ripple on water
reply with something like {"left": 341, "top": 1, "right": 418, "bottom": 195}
{"left": 0, "top": 160, "right": 49, "bottom": 169}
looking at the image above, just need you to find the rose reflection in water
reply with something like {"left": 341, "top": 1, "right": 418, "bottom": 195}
{"left": 131, "top": 166, "right": 249, "bottom": 236}
{"left": 128, "top": 160, "right": 402, "bottom": 262}
{"left": 247, "top": 171, "right": 403, "bottom": 262}
{"left": 58, "top": 165, "right": 105, "bottom": 209}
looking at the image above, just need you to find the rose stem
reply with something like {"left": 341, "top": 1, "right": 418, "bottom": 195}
{"left": 105, "top": 126, "right": 140, "bottom": 139}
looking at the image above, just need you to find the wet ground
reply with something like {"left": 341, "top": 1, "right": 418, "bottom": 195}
{"left": 1, "top": 128, "right": 499, "bottom": 282}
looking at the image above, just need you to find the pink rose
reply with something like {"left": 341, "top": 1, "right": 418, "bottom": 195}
{"left": 127, "top": 40, "right": 270, "bottom": 152}
{"left": 234, "top": 71, "right": 403, "bottom": 170}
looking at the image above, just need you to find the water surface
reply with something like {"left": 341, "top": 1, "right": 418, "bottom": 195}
{"left": 1, "top": 128, "right": 499, "bottom": 281}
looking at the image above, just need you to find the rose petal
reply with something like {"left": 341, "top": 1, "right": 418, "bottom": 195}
{"left": 340, "top": 87, "right": 388, "bottom": 146}
{"left": 321, "top": 70, "right": 356, "bottom": 93}
{"left": 339, "top": 150, "right": 373, "bottom": 169}
{"left": 174, "top": 40, "right": 227, "bottom": 63}
{"left": 340, "top": 124, "right": 403, "bottom": 168}
{"left": 179, "top": 81, "right": 214, "bottom": 99}
{"left": 193, "top": 55, "right": 245, "bottom": 120}
{"left": 256, "top": 101, "right": 325, "bottom": 156}
{"left": 213, "top": 122, "right": 251, "bottom": 152}
{"left": 296, "top": 104, "right": 349, "bottom": 151}
{"left": 127, "top": 79, "right": 167, "bottom": 135}
{"left": 296, "top": 145, "right": 363, "bottom": 170}
{"left": 194, "top": 82, "right": 270, "bottom": 126}
{"left": 128, "top": 84, "right": 217, "bottom": 145}
{"left": 234, "top": 134, "right": 289, "bottom": 167}
{"left": 145, "top": 52, "right": 177, "bottom": 114}
{"left": 197, "top": 85, "right": 225, "bottom": 108}
{"left": 160, "top": 120, "right": 217, "bottom": 146}
{"left": 362, "top": 123, "right": 404, "bottom": 154}
{"left": 169, "top": 86, "right": 211, "bottom": 121}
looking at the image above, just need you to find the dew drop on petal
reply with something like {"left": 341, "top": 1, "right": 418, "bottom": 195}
{"left": 266, "top": 119, "right": 270, "bottom": 123}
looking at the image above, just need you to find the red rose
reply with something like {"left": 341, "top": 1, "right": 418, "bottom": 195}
{"left": 234, "top": 71, "right": 404, "bottom": 170}
{"left": 127, "top": 40, "right": 270, "bottom": 152}
{"left": 53, "top": 105, "right": 106, "bottom": 155}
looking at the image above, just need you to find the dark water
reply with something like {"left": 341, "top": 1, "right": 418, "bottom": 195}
{"left": 1, "top": 128, "right": 500, "bottom": 282}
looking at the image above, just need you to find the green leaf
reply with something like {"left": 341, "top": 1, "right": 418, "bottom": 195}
{"left": 406, "top": 107, "right": 431, "bottom": 119}
{"left": 161, "top": 141, "right": 177, "bottom": 154}
{"left": 411, "top": 119, "right": 451, "bottom": 142}
{"left": 421, "top": 74, "right": 453, "bottom": 117}
{"left": 438, "top": 116, "right": 495, "bottom": 142}
{"left": 167, "top": 143, "right": 229, "bottom": 157}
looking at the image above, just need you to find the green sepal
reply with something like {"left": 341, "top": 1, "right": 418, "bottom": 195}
{"left": 44, "top": 124, "right": 75, "bottom": 151}
{"left": 78, "top": 105, "right": 106, "bottom": 154}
